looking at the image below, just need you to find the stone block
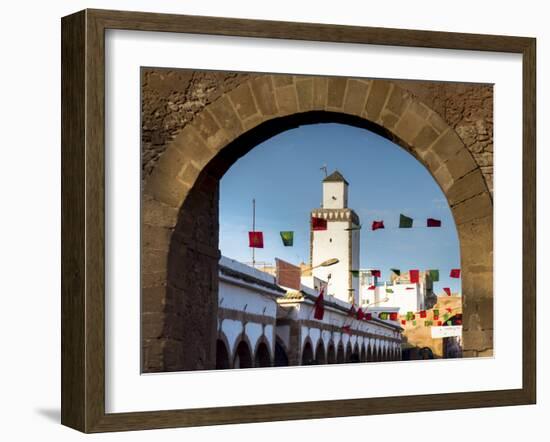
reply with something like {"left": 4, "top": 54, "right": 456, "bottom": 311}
{"left": 192, "top": 109, "right": 228, "bottom": 151}
{"left": 452, "top": 191, "right": 492, "bottom": 225}
{"left": 364, "top": 80, "right": 391, "bottom": 121}
{"left": 250, "top": 76, "right": 278, "bottom": 116}
{"left": 207, "top": 95, "right": 243, "bottom": 140}
{"left": 446, "top": 148, "right": 478, "bottom": 181}
{"left": 393, "top": 110, "right": 425, "bottom": 145}
{"left": 412, "top": 124, "right": 439, "bottom": 152}
{"left": 177, "top": 161, "right": 202, "bottom": 187}
{"left": 295, "top": 78, "right": 314, "bottom": 112}
{"left": 327, "top": 77, "right": 347, "bottom": 109}
{"left": 379, "top": 110, "right": 399, "bottom": 130}
{"left": 385, "top": 86, "right": 410, "bottom": 117}
{"left": 274, "top": 85, "right": 298, "bottom": 115}
{"left": 447, "top": 169, "right": 488, "bottom": 206}
{"left": 142, "top": 285, "right": 167, "bottom": 314}
{"left": 142, "top": 195, "right": 179, "bottom": 228}
{"left": 142, "top": 248, "right": 169, "bottom": 274}
{"left": 273, "top": 75, "right": 294, "bottom": 88}
{"left": 142, "top": 223, "right": 172, "bottom": 251}
{"left": 343, "top": 79, "right": 369, "bottom": 115}
{"left": 312, "top": 76, "right": 328, "bottom": 109}
{"left": 428, "top": 111, "right": 449, "bottom": 134}
{"left": 145, "top": 167, "right": 190, "bottom": 208}
{"left": 228, "top": 83, "right": 258, "bottom": 120}
{"left": 430, "top": 129, "right": 465, "bottom": 163}
{"left": 142, "top": 270, "right": 167, "bottom": 288}
{"left": 431, "top": 163, "right": 453, "bottom": 192}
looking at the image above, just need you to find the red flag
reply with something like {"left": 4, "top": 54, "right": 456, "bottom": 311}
{"left": 437, "top": 321, "right": 442, "bottom": 326}
{"left": 248, "top": 231, "right": 264, "bottom": 248}
{"left": 455, "top": 319, "right": 462, "bottom": 325}
{"left": 427, "top": 218, "right": 442, "bottom": 227}
{"left": 348, "top": 304, "right": 356, "bottom": 317}
{"left": 446, "top": 307, "right": 453, "bottom": 313}
{"left": 372, "top": 220, "right": 385, "bottom": 231}
{"left": 409, "top": 270, "right": 419, "bottom": 283}
{"left": 371, "top": 269, "right": 381, "bottom": 277}
{"left": 356, "top": 308, "right": 365, "bottom": 320}
{"left": 341, "top": 325, "right": 351, "bottom": 335}
{"left": 450, "top": 268, "right": 461, "bottom": 278}
{"left": 365, "top": 313, "right": 372, "bottom": 321}
{"left": 313, "top": 287, "right": 325, "bottom": 320}
{"left": 390, "top": 312, "right": 398, "bottom": 321}
{"left": 420, "top": 310, "right": 427, "bottom": 318}
{"left": 443, "top": 287, "right": 452, "bottom": 296}
{"left": 434, "top": 315, "right": 439, "bottom": 321}
{"left": 312, "top": 217, "right": 327, "bottom": 231}
{"left": 367, "top": 285, "right": 375, "bottom": 290}
{"left": 401, "top": 320, "right": 406, "bottom": 325}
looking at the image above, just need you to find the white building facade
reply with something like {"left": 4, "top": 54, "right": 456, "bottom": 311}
{"left": 311, "top": 171, "right": 360, "bottom": 305}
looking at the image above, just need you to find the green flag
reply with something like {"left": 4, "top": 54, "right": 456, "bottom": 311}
{"left": 386, "top": 288, "right": 394, "bottom": 294}
{"left": 412, "top": 320, "right": 417, "bottom": 326}
{"left": 399, "top": 214, "right": 413, "bottom": 228}
{"left": 379, "top": 312, "right": 389, "bottom": 320}
{"left": 350, "top": 270, "right": 360, "bottom": 277}
{"left": 279, "top": 231, "right": 294, "bottom": 246}
{"left": 425, "top": 320, "right": 433, "bottom": 326}
{"left": 429, "top": 269, "right": 439, "bottom": 282}
{"left": 391, "top": 268, "right": 401, "bottom": 276}
{"left": 433, "top": 309, "right": 439, "bottom": 317}
{"left": 406, "top": 311, "right": 414, "bottom": 321}
{"left": 443, "top": 313, "right": 450, "bottom": 321}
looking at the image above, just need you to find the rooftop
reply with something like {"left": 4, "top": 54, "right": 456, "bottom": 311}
{"left": 323, "top": 170, "right": 349, "bottom": 185}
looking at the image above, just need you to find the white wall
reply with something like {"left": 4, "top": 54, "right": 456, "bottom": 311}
{"left": 0, "top": 1, "right": 547, "bottom": 442}
{"left": 322, "top": 181, "right": 347, "bottom": 209}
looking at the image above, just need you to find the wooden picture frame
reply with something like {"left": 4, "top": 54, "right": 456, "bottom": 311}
{"left": 61, "top": 8, "right": 536, "bottom": 433}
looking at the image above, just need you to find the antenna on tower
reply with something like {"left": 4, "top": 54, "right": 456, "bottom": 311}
{"left": 320, "top": 164, "right": 328, "bottom": 177}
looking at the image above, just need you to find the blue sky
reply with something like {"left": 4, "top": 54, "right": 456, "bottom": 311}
{"left": 219, "top": 123, "right": 461, "bottom": 294}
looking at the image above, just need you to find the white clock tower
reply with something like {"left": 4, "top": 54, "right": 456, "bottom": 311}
{"left": 310, "top": 171, "right": 360, "bottom": 305}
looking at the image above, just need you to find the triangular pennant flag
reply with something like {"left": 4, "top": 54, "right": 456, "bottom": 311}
{"left": 390, "top": 312, "right": 398, "bottom": 321}
{"left": 399, "top": 214, "right": 413, "bottom": 228}
{"left": 391, "top": 268, "right": 401, "bottom": 276}
{"left": 372, "top": 220, "right": 385, "bottom": 231}
{"left": 248, "top": 231, "right": 264, "bottom": 248}
{"left": 429, "top": 269, "right": 439, "bottom": 282}
{"left": 279, "top": 231, "right": 294, "bottom": 246}
{"left": 409, "top": 269, "right": 419, "bottom": 284}
{"left": 450, "top": 268, "right": 461, "bottom": 278}
{"left": 356, "top": 308, "right": 365, "bottom": 320}
{"left": 386, "top": 288, "right": 394, "bottom": 294}
{"left": 443, "top": 287, "right": 452, "bottom": 296}
{"left": 427, "top": 218, "right": 442, "bottom": 227}
{"left": 313, "top": 286, "right": 325, "bottom": 320}
{"left": 371, "top": 269, "right": 381, "bottom": 277}
{"left": 312, "top": 217, "right": 327, "bottom": 231}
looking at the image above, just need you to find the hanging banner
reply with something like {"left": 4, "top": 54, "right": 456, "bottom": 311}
{"left": 431, "top": 325, "right": 463, "bottom": 338}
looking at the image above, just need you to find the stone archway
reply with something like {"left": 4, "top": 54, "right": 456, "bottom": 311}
{"left": 142, "top": 74, "right": 493, "bottom": 372}
{"left": 301, "top": 340, "right": 314, "bottom": 366}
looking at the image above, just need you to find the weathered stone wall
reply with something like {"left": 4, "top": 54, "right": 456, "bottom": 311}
{"left": 141, "top": 70, "right": 494, "bottom": 372}
{"left": 394, "top": 80, "right": 494, "bottom": 193}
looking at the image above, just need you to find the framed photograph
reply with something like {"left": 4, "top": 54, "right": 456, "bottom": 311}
{"left": 61, "top": 9, "right": 536, "bottom": 433}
